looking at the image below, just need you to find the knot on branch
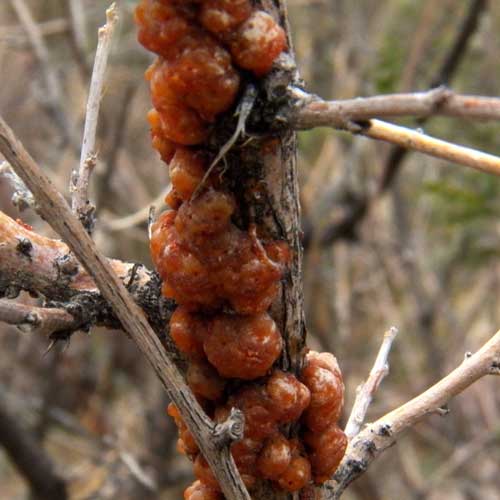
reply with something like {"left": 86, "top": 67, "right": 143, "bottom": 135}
{"left": 213, "top": 407, "right": 245, "bottom": 448}
{"left": 55, "top": 254, "right": 80, "bottom": 279}
{"left": 490, "top": 361, "right": 500, "bottom": 375}
{"left": 427, "top": 85, "right": 453, "bottom": 114}
{"left": 16, "top": 237, "right": 33, "bottom": 261}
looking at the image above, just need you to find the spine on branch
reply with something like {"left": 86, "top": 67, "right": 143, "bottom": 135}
{"left": 135, "top": 1, "right": 346, "bottom": 496}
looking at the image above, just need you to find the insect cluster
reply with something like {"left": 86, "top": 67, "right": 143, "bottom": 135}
{"left": 135, "top": 1, "right": 347, "bottom": 497}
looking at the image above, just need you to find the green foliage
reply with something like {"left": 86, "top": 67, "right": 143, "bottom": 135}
{"left": 422, "top": 171, "right": 500, "bottom": 267}
{"left": 373, "top": 0, "right": 418, "bottom": 93}
{"left": 423, "top": 178, "right": 497, "bottom": 225}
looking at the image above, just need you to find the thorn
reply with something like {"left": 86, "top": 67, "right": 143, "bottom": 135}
{"left": 43, "top": 340, "right": 57, "bottom": 357}
{"left": 126, "top": 263, "right": 141, "bottom": 290}
{"left": 432, "top": 405, "right": 450, "bottom": 417}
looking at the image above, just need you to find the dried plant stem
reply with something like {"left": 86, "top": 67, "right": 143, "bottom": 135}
{"left": 360, "top": 119, "right": 500, "bottom": 177}
{"left": 345, "top": 327, "right": 398, "bottom": 439}
{"left": 71, "top": 3, "right": 118, "bottom": 231}
{"left": 325, "top": 329, "right": 500, "bottom": 499}
{"left": 286, "top": 93, "right": 500, "bottom": 178}
{"left": 0, "top": 299, "right": 77, "bottom": 336}
{"left": 0, "top": 115, "right": 250, "bottom": 500}
{"left": 0, "top": 210, "right": 152, "bottom": 300}
{"left": 287, "top": 90, "right": 500, "bottom": 178}
{"left": 289, "top": 88, "right": 500, "bottom": 127}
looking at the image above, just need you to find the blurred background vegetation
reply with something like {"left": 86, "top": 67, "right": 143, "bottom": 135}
{"left": 0, "top": 0, "right": 499, "bottom": 499}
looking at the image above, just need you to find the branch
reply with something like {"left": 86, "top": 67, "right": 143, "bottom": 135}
{"left": 344, "top": 327, "right": 398, "bottom": 439}
{"left": 0, "top": 398, "right": 67, "bottom": 500}
{"left": 0, "top": 299, "right": 77, "bottom": 336}
{"left": 325, "top": 328, "right": 500, "bottom": 499}
{"left": 71, "top": 3, "right": 118, "bottom": 232}
{"left": 358, "top": 119, "right": 500, "bottom": 177}
{"left": 0, "top": 210, "right": 153, "bottom": 302}
{"left": 287, "top": 88, "right": 500, "bottom": 128}
{"left": 0, "top": 115, "right": 250, "bottom": 500}
{"left": 286, "top": 98, "right": 500, "bottom": 177}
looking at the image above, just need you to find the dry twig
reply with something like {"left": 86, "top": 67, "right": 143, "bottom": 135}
{"left": 0, "top": 115, "right": 250, "bottom": 500}
{"left": 288, "top": 88, "right": 500, "bottom": 127}
{"left": 0, "top": 299, "right": 77, "bottom": 336}
{"left": 325, "top": 329, "right": 500, "bottom": 499}
{"left": 359, "top": 119, "right": 500, "bottom": 177}
{"left": 71, "top": 3, "right": 118, "bottom": 232}
{"left": 286, "top": 95, "right": 500, "bottom": 177}
{"left": 0, "top": 210, "right": 152, "bottom": 301}
{"left": 345, "top": 326, "right": 398, "bottom": 439}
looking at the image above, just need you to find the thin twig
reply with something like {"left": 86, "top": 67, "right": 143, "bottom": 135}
{"left": 286, "top": 88, "right": 500, "bottom": 177}
{"left": 345, "top": 326, "right": 398, "bottom": 438}
{"left": 0, "top": 299, "right": 77, "bottom": 336}
{"left": 0, "top": 115, "right": 250, "bottom": 500}
{"left": 430, "top": 0, "right": 488, "bottom": 88}
{"left": 71, "top": 3, "right": 118, "bottom": 232}
{"left": 289, "top": 103, "right": 500, "bottom": 177}
{"left": 358, "top": 119, "right": 500, "bottom": 177}
{"left": 287, "top": 88, "right": 500, "bottom": 128}
{"left": 325, "top": 329, "right": 500, "bottom": 499}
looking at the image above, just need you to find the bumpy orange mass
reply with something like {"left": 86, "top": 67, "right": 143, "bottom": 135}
{"left": 204, "top": 313, "right": 283, "bottom": 379}
{"left": 137, "top": 0, "right": 346, "bottom": 496}
{"left": 151, "top": 190, "right": 289, "bottom": 313}
{"left": 229, "top": 11, "right": 287, "bottom": 76}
